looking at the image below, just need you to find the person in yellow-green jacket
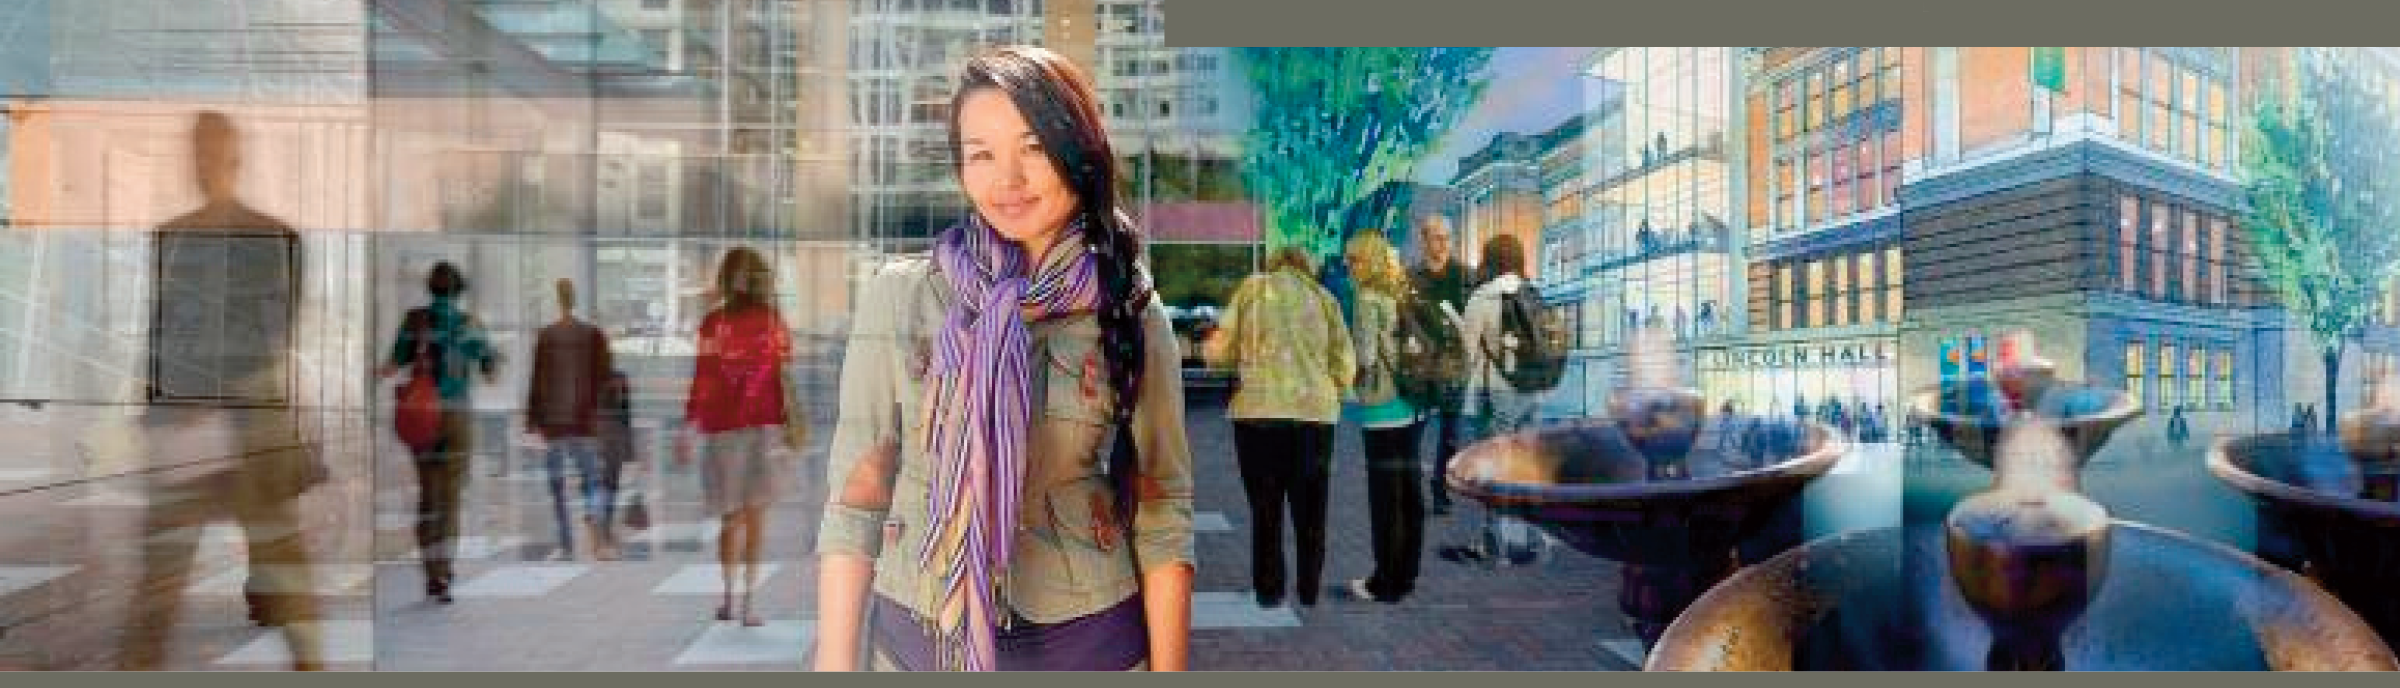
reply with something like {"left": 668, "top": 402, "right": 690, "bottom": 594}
{"left": 1205, "top": 245, "right": 1355, "bottom": 609}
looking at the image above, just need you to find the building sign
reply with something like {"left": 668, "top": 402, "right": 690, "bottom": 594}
{"left": 1706, "top": 341, "right": 1893, "bottom": 370}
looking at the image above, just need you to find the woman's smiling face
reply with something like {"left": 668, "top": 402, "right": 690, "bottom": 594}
{"left": 957, "top": 88, "right": 1081, "bottom": 258}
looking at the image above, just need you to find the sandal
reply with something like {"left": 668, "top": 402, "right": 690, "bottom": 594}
{"left": 740, "top": 594, "right": 764, "bottom": 627}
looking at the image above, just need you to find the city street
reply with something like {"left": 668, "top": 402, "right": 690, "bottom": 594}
{"left": 0, "top": 381, "right": 2274, "bottom": 671}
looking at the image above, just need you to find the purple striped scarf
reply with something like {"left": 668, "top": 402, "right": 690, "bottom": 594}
{"left": 918, "top": 214, "right": 1101, "bottom": 671}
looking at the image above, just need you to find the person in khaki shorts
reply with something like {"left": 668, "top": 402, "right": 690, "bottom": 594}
{"left": 812, "top": 46, "right": 1195, "bottom": 672}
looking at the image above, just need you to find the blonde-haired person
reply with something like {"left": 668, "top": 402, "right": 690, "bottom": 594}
{"left": 1341, "top": 230, "right": 1427, "bottom": 603}
{"left": 675, "top": 246, "right": 794, "bottom": 627}
{"left": 1205, "top": 245, "right": 1355, "bottom": 609}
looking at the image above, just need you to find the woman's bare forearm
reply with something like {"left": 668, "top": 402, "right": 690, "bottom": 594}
{"left": 813, "top": 553, "right": 875, "bottom": 671}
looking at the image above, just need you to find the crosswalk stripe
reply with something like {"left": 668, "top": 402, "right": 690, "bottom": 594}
{"left": 450, "top": 564, "right": 590, "bottom": 598}
{"left": 672, "top": 620, "right": 814, "bottom": 666}
{"left": 1191, "top": 591, "right": 1301, "bottom": 629}
{"left": 652, "top": 563, "right": 781, "bottom": 595}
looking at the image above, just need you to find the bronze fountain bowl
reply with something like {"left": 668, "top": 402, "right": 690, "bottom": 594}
{"left": 1647, "top": 522, "right": 2397, "bottom": 671}
{"left": 1908, "top": 381, "right": 2141, "bottom": 474}
{"left": 2210, "top": 433, "right": 2400, "bottom": 647}
{"left": 1442, "top": 407, "right": 1846, "bottom": 565}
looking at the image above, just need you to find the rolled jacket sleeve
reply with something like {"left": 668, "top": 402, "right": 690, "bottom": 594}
{"left": 816, "top": 261, "right": 917, "bottom": 558}
{"left": 1130, "top": 299, "right": 1196, "bottom": 574}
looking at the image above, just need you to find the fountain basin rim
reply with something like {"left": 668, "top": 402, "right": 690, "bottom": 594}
{"left": 1443, "top": 420, "right": 1848, "bottom": 507}
{"left": 1646, "top": 520, "right": 2399, "bottom": 671}
{"left": 1904, "top": 386, "right": 2143, "bottom": 433}
{"left": 2207, "top": 435, "right": 2400, "bottom": 522}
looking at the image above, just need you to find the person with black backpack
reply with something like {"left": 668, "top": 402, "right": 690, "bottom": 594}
{"left": 1340, "top": 230, "right": 1428, "bottom": 603}
{"left": 1437, "top": 234, "right": 1562, "bottom": 567}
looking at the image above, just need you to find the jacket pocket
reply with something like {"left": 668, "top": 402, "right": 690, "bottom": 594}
{"left": 1040, "top": 336, "right": 1117, "bottom": 426}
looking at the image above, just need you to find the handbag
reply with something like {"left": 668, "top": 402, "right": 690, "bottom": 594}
{"left": 394, "top": 311, "right": 445, "bottom": 454}
{"left": 621, "top": 490, "right": 652, "bottom": 531}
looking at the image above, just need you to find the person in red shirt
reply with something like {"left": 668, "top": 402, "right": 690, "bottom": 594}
{"left": 675, "top": 246, "right": 793, "bottom": 627}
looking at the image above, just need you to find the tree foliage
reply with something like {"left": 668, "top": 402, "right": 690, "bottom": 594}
{"left": 1237, "top": 48, "right": 1493, "bottom": 257}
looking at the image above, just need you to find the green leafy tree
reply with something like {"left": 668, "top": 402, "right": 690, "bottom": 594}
{"left": 2242, "top": 51, "right": 2400, "bottom": 433}
{"left": 1238, "top": 48, "right": 1492, "bottom": 256}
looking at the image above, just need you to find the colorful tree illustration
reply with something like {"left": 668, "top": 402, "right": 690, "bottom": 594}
{"left": 1237, "top": 48, "right": 1493, "bottom": 256}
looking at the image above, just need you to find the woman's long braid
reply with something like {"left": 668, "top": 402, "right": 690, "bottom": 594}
{"left": 1092, "top": 208, "right": 1148, "bottom": 526}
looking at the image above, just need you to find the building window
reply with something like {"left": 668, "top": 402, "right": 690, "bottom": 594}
{"left": 1884, "top": 247, "right": 1904, "bottom": 322}
{"left": 2215, "top": 348, "right": 2236, "bottom": 409}
{"left": 1806, "top": 259, "right": 1826, "bottom": 328}
{"left": 1857, "top": 250, "right": 1881, "bottom": 323}
{"left": 2160, "top": 197, "right": 2179, "bottom": 298}
{"left": 2159, "top": 341, "right": 2179, "bottom": 408}
{"left": 1829, "top": 254, "right": 1851, "bottom": 326}
{"left": 2125, "top": 341, "right": 2146, "bottom": 399}
{"left": 2120, "top": 194, "right": 2140, "bottom": 292}
{"left": 2186, "top": 345, "right": 2207, "bottom": 411}
{"left": 2209, "top": 218, "right": 2229, "bottom": 305}
{"left": 2209, "top": 82, "right": 2232, "bottom": 171}
{"left": 2181, "top": 209, "right": 2200, "bottom": 304}
{"left": 2117, "top": 48, "right": 2231, "bottom": 170}
{"left": 1776, "top": 264, "right": 1793, "bottom": 330}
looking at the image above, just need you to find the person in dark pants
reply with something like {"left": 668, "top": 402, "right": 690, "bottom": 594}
{"left": 1342, "top": 230, "right": 1426, "bottom": 603}
{"left": 1206, "top": 247, "right": 1355, "bottom": 608}
{"left": 1231, "top": 421, "right": 1338, "bottom": 607}
{"left": 1408, "top": 215, "right": 1471, "bottom": 515}
{"left": 378, "top": 261, "right": 499, "bottom": 604}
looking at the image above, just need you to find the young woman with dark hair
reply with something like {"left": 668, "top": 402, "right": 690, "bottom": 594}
{"left": 813, "top": 46, "right": 1195, "bottom": 671}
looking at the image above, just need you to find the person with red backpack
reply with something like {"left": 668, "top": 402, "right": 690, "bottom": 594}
{"left": 378, "top": 261, "right": 499, "bottom": 605}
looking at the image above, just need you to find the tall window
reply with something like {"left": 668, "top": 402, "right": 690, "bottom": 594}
{"left": 2125, "top": 341, "right": 2146, "bottom": 398}
{"left": 2186, "top": 346, "right": 2207, "bottom": 411}
{"left": 1830, "top": 254, "right": 1852, "bottom": 326}
{"left": 2209, "top": 218, "right": 2229, "bottom": 305}
{"left": 2159, "top": 342, "right": 2179, "bottom": 408}
{"left": 2181, "top": 209, "right": 2200, "bottom": 302}
{"left": 2120, "top": 194, "right": 2141, "bottom": 292}
{"left": 1776, "top": 264, "right": 1794, "bottom": 330}
{"left": 1858, "top": 250, "right": 1881, "bottom": 323}
{"left": 1884, "top": 247, "right": 1905, "bottom": 321}
{"left": 2160, "top": 198, "right": 2179, "bottom": 299}
{"left": 1806, "top": 259, "right": 1826, "bottom": 328}
{"left": 2214, "top": 348, "right": 2236, "bottom": 409}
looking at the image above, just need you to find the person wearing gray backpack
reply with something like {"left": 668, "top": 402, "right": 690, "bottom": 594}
{"left": 1436, "top": 234, "right": 1557, "bottom": 567}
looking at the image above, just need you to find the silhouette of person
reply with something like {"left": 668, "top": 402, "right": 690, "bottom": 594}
{"left": 119, "top": 111, "right": 325, "bottom": 670}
